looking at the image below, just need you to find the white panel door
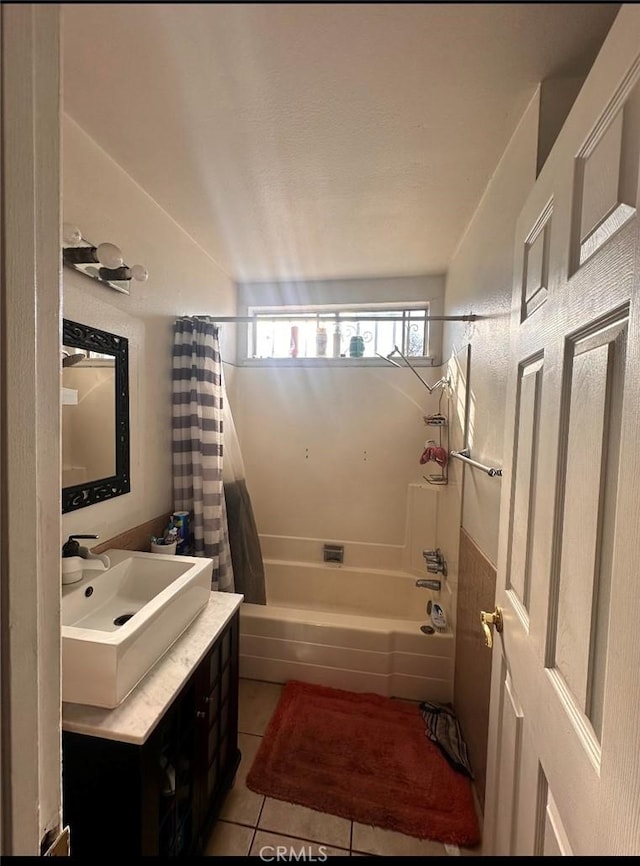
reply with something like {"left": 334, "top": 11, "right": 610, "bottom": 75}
{"left": 484, "top": 7, "right": 640, "bottom": 856}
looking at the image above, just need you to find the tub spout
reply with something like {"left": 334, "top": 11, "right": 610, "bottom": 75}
{"left": 415, "top": 578, "right": 441, "bottom": 591}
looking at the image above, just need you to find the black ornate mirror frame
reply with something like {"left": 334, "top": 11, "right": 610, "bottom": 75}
{"left": 62, "top": 319, "right": 130, "bottom": 513}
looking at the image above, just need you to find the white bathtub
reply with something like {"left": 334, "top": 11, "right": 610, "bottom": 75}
{"left": 240, "top": 559, "right": 454, "bottom": 702}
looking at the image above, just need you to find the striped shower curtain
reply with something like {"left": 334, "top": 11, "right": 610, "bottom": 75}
{"left": 172, "top": 317, "right": 234, "bottom": 591}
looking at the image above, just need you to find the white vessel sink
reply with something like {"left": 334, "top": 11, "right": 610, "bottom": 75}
{"left": 62, "top": 549, "right": 213, "bottom": 708}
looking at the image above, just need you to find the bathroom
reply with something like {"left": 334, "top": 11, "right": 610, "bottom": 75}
{"left": 3, "top": 3, "right": 640, "bottom": 859}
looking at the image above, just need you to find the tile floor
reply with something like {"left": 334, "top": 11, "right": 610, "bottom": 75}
{"left": 204, "top": 679, "right": 483, "bottom": 858}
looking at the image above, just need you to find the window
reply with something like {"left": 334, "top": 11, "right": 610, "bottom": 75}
{"left": 246, "top": 304, "right": 431, "bottom": 361}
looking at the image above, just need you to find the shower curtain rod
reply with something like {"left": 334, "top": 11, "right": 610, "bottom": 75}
{"left": 205, "top": 314, "right": 477, "bottom": 323}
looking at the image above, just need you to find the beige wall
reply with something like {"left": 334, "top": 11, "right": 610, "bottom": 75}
{"left": 233, "top": 363, "right": 443, "bottom": 548}
{"left": 441, "top": 90, "right": 543, "bottom": 793}
{"left": 442, "top": 91, "right": 541, "bottom": 566}
{"left": 61, "top": 115, "right": 236, "bottom": 545}
{"left": 231, "top": 273, "right": 446, "bottom": 548}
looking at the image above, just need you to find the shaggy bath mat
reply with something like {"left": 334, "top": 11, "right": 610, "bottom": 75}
{"left": 246, "top": 680, "right": 481, "bottom": 847}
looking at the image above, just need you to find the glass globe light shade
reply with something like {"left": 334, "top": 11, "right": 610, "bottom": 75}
{"left": 96, "top": 242, "right": 124, "bottom": 270}
{"left": 62, "top": 223, "right": 82, "bottom": 245}
{"left": 131, "top": 264, "right": 149, "bottom": 282}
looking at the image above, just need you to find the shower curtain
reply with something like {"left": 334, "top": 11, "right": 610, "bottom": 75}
{"left": 221, "top": 369, "right": 266, "bottom": 605}
{"left": 171, "top": 316, "right": 266, "bottom": 603}
{"left": 172, "top": 317, "right": 234, "bottom": 591}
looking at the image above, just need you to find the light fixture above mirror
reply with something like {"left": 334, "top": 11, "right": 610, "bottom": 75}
{"left": 62, "top": 223, "right": 149, "bottom": 295}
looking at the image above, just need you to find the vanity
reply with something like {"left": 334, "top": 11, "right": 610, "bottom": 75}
{"left": 62, "top": 588, "right": 244, "bottom": 856}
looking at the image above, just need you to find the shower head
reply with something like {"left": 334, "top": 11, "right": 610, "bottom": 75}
{"left": 375, "top": 349, "right": 403, "bottom": 368}
{"left": 377, "top": 344, "right": 451, "bottom": 393}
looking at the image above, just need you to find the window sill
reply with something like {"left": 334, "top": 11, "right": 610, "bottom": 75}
{"left": 238, "top": 356, "right": 438, "bottom": 368}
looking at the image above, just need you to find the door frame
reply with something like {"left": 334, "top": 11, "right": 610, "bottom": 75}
{"left": 1, "top": 3, "right": 62, "bottom": 855}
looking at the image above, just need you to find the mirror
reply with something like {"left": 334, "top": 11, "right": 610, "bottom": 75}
{"left": 62, "top": 319, "right": 130, "bottom": 513}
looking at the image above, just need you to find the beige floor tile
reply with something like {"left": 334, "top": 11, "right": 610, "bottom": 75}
{"left": 218, "top": 780, "right": 265, "bottom": 827}
{"left": 352, "top": 823, "right": 447, "bottom": 857}
{"left": 259, "top": 797, "right": 351, "bottom": 849}
{"left": 239, "top": 678, "right": 283, "bottom": 736}
{"left": 237, "top": 732, "right": 265, "bottom": 781}
{"left": 219, "top": 733, "right": 265, "bottom": 826}
{"left": 203, "top": 820, "right": 254, "bottom": 856}
{"left": 250, "top": 830, "right": 349, "bottom": 858}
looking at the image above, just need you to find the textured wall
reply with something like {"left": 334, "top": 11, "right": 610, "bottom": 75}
{"left": 455, "top": 528, "right": 497, "bottom": 809}
{"left": 442, "top": 91, "right": 542, "bottom": 814}
{"left": 442, "top": 92, "right": 541, "bottom": 566}
{"left": 232, "top": 275, "right": 446, "bottom": 548}
{"left": 233, "top": 363, "right": 443, "bottom": 547}
{"left": 61, "top": 115, "right": 236, "bottom": 546}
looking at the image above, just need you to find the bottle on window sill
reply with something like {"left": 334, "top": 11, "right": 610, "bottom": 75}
{"left": 289, "top": 325, "right": 299, "bottom": 358}
{"left": 316, "top": 327, "right": 327, "bottom": 357}
{"left": 349, "top": 335, "right": 365, "bottom": 358}
{"left": 332, "top": 327, "right": 341, "bottom": 357}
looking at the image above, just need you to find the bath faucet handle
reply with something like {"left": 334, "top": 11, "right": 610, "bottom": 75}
{"left": 426, "top": 551, "right": 448, "bottom": 577}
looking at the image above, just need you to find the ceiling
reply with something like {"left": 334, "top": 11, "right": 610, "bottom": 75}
{"left": 62, "top": 3, "right": 619, "bottom": 282}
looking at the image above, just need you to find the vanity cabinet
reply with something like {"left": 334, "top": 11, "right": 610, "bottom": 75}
{"left": 62, "top": 609, "right": 240, "bottom": 857}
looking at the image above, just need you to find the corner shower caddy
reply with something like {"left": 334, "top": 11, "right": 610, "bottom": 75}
{"left": 376, "top": 344, "right": 451, "bottom": 486}
{"left": 422, "top": 407, "right": 449, "bottom": 487}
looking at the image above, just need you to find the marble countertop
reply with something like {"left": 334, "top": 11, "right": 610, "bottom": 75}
{"left": 62, "top": 591, "right": 244, "bottom": 746}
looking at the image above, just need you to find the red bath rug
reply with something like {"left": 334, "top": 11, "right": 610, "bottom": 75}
{"left": 246, "top": 680, "right": 481, "bottom": 847}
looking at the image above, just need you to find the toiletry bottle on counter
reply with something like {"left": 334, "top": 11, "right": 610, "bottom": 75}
{"left": 173, "top": 511, "right": 190, "bottom": 554}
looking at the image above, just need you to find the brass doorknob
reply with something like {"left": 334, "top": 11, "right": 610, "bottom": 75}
{"left": 480, "top": 607, "right": 503, "bottom": 648}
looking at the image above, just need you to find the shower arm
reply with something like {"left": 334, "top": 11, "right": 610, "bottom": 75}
{"left": 376, "top": 345, "right": 450, "bottom": 394}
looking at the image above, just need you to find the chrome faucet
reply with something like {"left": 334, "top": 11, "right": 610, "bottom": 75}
{"left": 61, "top": 534, "right": 111, "bottom": 585}
{"left": 62, "top": 533, "right": 109, "bottom": 564}
{"left": 422, "top": 548, "right": 447, "bottom": 577}
{"left": 62, "top": 533, "right": 99, "bottom": 558}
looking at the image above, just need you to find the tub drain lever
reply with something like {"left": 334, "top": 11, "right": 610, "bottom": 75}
{"left": 323, "top": 543, "right": 344, "bottom": 564}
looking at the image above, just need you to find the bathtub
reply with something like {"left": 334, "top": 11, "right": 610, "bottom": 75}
{"left": 240, "top": 559, "right": 454, "bottom": 702}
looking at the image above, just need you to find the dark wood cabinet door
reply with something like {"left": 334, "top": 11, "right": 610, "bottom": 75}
{"left": 62, "top": 609, "right": 241, "bottom": 857}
